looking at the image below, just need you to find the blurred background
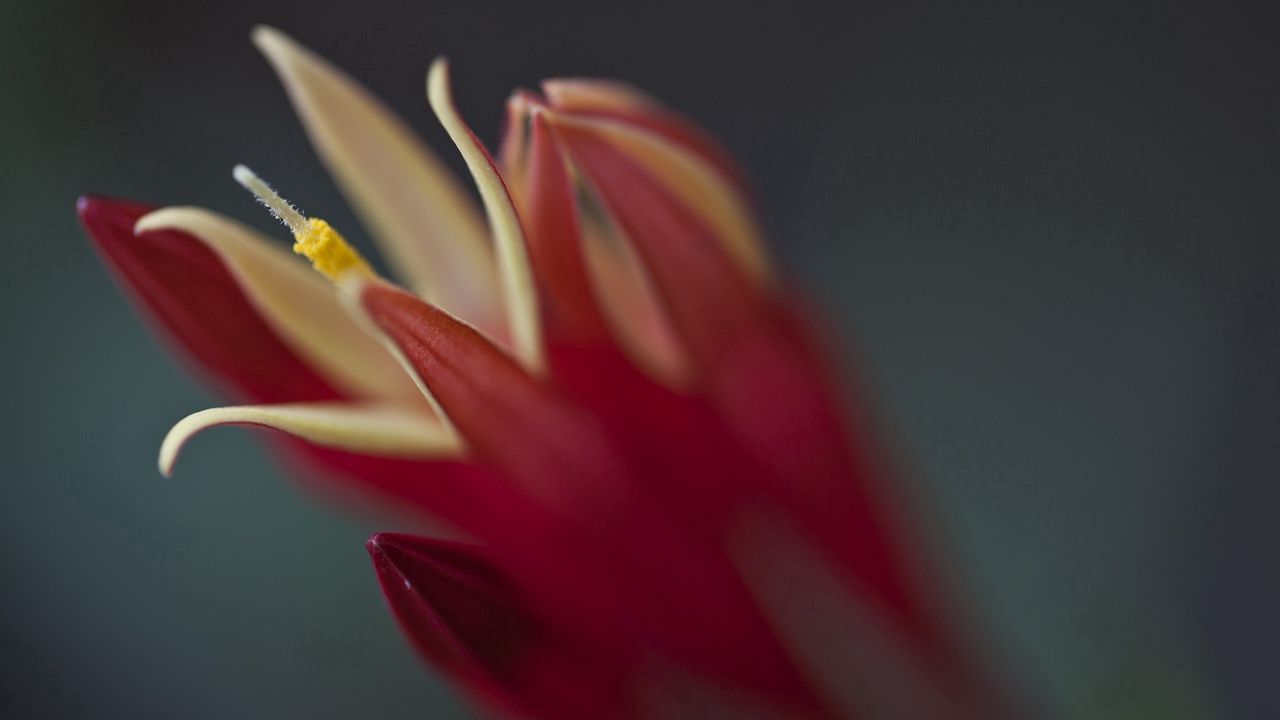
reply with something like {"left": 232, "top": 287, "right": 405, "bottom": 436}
{"left": 1, "top": 0, "right": 1276, "bottom": 717}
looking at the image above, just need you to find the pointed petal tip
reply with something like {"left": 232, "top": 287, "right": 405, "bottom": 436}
{"left": 366, "top": 531, "right": 414, "bottom": 558}
{"left": 76, "top": 195, "right": 149, "bottom": 232}
{"left": 366, "top": 532, "right": 389, "bottom": 559}
{"left": 249, "top": 24, "right": 289, "bottom": 54}
{"left": 428, "top": 55, "right": 449, "bottom": 79}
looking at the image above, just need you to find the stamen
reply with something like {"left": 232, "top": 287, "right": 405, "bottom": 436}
{"left": 233, "top": 164, "right": 374, "bottom": 281}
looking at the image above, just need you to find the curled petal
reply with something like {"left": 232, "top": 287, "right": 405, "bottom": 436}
{"left": 252, "top": 26, "right": 502, "bottom": 329}
{"left": 160, "top": 402, "right": 458, "bottom": 476}
{"left": 79, "top": 196, "right": 339, "bottom": 404}
{"left": 136, "top": 207, "right": 425, "bottom": 403}
{"left": 427, "top": 59, "right": 543, "bottom": 373}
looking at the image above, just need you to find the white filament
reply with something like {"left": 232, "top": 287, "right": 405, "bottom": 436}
{"left": 232, "top": 164, "right": 308, "bottom": 236}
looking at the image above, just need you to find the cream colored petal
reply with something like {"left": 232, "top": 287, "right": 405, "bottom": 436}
{"left": 541, "top": 78, "right": 660, "bottom": 113}
{"left": 136, "top": 207, "right": 425, "bottom": 404}
{"left": 428, "top": 58, "right": 543, "bottom": 373}
{"left": 548, "top": 111, "right": 772, "bottom": 285}
{"left": 571, "top": 170, "right": 691, "bottom": 388}
{"left": 160, "top": 402, "right": 459, "bottom": 476}
{"left": 252, "top": 26, "right": 501, "bottom": 330}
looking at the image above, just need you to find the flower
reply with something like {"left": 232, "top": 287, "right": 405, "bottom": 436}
{"left": 79, "top": 26, "right": 1020, "bottom": 719}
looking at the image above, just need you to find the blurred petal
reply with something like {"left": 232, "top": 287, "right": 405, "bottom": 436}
{"left": 513, "top": 100, "right": 691, "bottom": 387}
{"left": 367, "top": 533, "right": 625, "bottom": 718}
{"left": 136, "top": 207, "right": 425, "bottom": 403}
{"left": 519, "top": 111, "right": 607, "bottom": 340}
{"left": 542, "top": 78, "right": 749, "bottom": 189}
{"left": 730, "top": 510, "right": 1007, "bottom": 720}
{"left": 496, "top": 89, "right": 542, "bottom": 205}
{"left": 79, "top": 196, "right": 339, "bottom": 404}
{"left": 550, "top": 111, "right": 770, "bottom": 285}
{"left": 427, "top": 59, "right": 543, "bottom": 373}
{"left": 252, "top": 26, "right": 501, "bottom": 328}
{"left": 547, "top": 120, "right": 766, "bottom": 370}
{"left": 542, "top": 77, "right": 657, "bottom": 113}
{"left": 160, "top": 402, "right": 458, "bottom": 476}
{"left": 573, "top": 161, "right": 691, "bottom": 386}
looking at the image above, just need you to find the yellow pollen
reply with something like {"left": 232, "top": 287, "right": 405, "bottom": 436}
{"left": 292, "top": 218, "right": 373, "bottom": 281}
{"left": 233, "top": 163, "right": 373, "bottom": 281}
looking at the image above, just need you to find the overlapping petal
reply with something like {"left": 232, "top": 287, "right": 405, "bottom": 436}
{"left": 82, "top": 33, "right": 1026, "bottom": 719}
{"left": 79, "top": 196, "right": 340, "bottom": 404}
{"left": 135, "top": 206, "right": 424, "bottom": 403}
{"left": 426, "top": 59, "right": 543, "bottom": 373}
{"left": 253, "top": 26, "right": 502, "bottom": 330}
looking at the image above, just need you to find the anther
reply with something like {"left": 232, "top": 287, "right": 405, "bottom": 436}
{"left": 233, "top": 164, "right": 374, "bottom": 281}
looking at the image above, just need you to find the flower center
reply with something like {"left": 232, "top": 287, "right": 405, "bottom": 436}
{"left": 233, "top": 164, "right": 373, "bottom": 281}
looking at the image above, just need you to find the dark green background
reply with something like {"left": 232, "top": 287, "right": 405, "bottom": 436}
{"left": 2, "top": 1, "right": 1275, "bottom": 717}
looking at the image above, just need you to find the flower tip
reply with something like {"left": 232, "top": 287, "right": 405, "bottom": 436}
{"left": 249, "top": 24, "right": 288, "bottom": 53}
{"left": 365, "top": 531, "right": 406, "bottom": 558}
{"left": 426, "top": 58, "right": 448, "bottom": 100}
{"left": 157, "top": 422, "right": 187, "bottom": 478}
{"left": 77, "top": 195, "right": 154, "bottom": 246}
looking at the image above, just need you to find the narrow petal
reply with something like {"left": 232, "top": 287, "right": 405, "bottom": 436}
{"left": 520, "top": 110, "right": 607, "bottom": 341}
{"left": 572, "top": 157, "right": 691, "bottom": 387}
{"left": 427, "top": 58, "right": 543, "bottom": 373}
{"left": 160, "top": 402, "right": 457, "bottom": 477}
{"left": 367, "top": 533, "right": 625, "bottom": 718}
{"left": 251, "top": 26, "right": 502, "bottom": 328}
{"left": 546, "top": 121, "right": 767, "bottom": 370}
{"left": 136, "top": 207, "right": 425, "bottom": 403}
{"left": 496, "top": 89, "right": 542, "bottom": 206}
{"left": 516, "top": 106, "right": 690, "bottom": 388}
{"left": 541, "top": 78, "right": 749, "bottom": 189}
{"left": 351, "top": 279, "right": 623, "bottom": 509}
{"left": 541, "top": 77, "right": 657, "bottom": 113}
{"left": 79, "top": 196, "right": 339, "bottom": 404}
{"left": 550, "top": 111, "right": 771, "bottom": 284}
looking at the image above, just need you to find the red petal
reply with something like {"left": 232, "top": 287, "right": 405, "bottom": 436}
{"left": 541, "top": 78, "right": 752, "bottom": 195}
{"left": 358, "top": 283, "right": 826, "bottom": 706}
{"left": 367, "top": 533, "right": 625, "bottom": 718}
{"left": 522, "top": 111, "right": 610, "bottom": 344}
{"left": 81, "top": 197, "right": 501, "bottom": 537}
{"left": 357, "top": 281, "right": 628, "bottom": 508}
{"left": 78, "top": 196, "right": 340, "bottom": 404}
{"left": 546, "top": 123, "right": 767, "bottom": 371}
{"left": 522, "top": 110, "right": 678, "bottom": 415}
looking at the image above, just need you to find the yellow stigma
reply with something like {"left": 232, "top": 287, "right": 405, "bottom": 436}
{"left": 233, "top": 164, "right": 373, "bottom": 281}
